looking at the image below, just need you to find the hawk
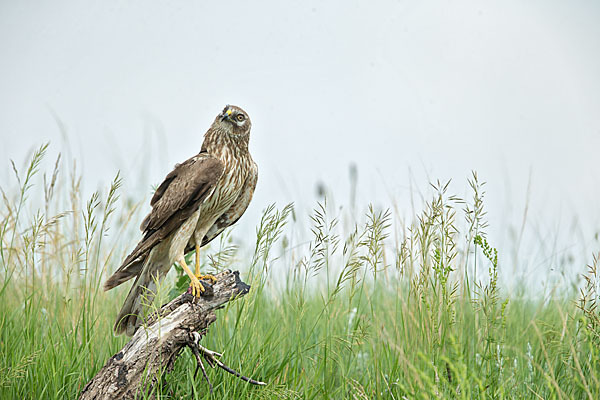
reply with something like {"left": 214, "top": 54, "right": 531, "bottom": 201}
{"left": 104, "top": 105, "right": 258, "bottom": 336}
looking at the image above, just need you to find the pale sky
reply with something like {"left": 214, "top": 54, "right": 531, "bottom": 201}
{"left": 1, "top": 0, "right": 599, "bottom": 289}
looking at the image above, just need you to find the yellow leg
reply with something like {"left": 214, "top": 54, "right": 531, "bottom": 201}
{"left": 178, "top": 256, "right": 204, "bottom": 297}
{"left": 194, "top": 244, "right": 217, "bottom": 283}
{"left": 195, "top": 246, "right": 201, "bottom": 277}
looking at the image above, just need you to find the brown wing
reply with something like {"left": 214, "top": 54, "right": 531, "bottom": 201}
{"left": 104, "top": 152, "right": 224, "bottom": 290}
{"left": 188, "top": 160, "right": 257, "bottom": 251}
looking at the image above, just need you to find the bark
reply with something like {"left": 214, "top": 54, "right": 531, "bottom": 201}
{"left": 80, "top": 269, "right": 251, "bottom": 400}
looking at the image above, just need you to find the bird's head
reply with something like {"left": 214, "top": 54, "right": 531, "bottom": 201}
{"left": 215, "top": 105, "right": 251, "bottom": 136}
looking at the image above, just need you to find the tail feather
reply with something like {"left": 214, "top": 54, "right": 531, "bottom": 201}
{"left": 104, "top": 259, "right": 144, "bottom": 291}
{"left": 113, "top": 259, "right": 166, "bottom": 336}
{"left": 113, "top": 276, "right": 148, "bottom": 335}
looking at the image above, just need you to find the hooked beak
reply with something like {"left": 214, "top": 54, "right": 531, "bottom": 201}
{"left": 220, "top": 107, "right": 233, "bottom": 122}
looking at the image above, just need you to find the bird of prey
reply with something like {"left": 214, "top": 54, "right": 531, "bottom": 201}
{"left": 104, "top": 105, "right": 258, "bottom": 336}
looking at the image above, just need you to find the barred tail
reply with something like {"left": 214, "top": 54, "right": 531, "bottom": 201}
{"left": 104, "top": 259, "right": 144, "bottom": 291}
{"left": 113, "top": 258, "right": 165, "bottom": 336}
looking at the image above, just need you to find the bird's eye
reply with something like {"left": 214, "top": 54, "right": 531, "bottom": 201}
{"left": 236, "top": 114, "right": 245, "bottom": 122}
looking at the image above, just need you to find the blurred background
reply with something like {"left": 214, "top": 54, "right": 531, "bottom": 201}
{"left": 1, "top": 0, "right": 599, "bottom": 291}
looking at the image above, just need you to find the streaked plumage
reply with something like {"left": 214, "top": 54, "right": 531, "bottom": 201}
{"left": 104, "top": 105, "right": 257, "bottom": 335}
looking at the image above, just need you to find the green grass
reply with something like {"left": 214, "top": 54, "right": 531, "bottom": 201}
{"left": 1, "top": 145, "right": 600, "bottom": 399}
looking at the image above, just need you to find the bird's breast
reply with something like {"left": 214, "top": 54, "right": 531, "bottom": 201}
{"left": 198, "top": 155, "right": 252, "bottom": 226}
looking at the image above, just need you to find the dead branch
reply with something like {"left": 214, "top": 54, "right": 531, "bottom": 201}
{"left": 79, "top": 269, "right": 265, "bottom": 400}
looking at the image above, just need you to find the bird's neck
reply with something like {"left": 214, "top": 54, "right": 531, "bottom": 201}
{"left": 201, "top": 127, "right": 250, "bottom": 161}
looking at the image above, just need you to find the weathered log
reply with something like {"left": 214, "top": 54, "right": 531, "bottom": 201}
{"left": 80, "top": 269, "right": 261, "bottom": 399}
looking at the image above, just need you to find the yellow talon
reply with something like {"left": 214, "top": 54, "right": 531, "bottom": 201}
{"left": 190, "top": 277, "right": 205, "bottom": 297}
{"left": 196, "top": 273, "right": 217, "bottom": 284}
{"left": 178, "top": 256, "right": 206, "bottom": 297}
{"left": 189, "top": 244, "right": 216, "bottom": 294}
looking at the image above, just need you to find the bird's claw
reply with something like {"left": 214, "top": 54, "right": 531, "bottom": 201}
{"left": 186, "top": 278, "right": 214, "bottom": 298}
{"left": 188, "top": 278, "right": 205, "bottom": 297}
{"left": 196, "top": 273, "right": 218, "bottom": 284}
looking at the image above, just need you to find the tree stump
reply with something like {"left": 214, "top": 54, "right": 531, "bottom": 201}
{"left": 80, "top": 269, "right": 263, "bottom": 399}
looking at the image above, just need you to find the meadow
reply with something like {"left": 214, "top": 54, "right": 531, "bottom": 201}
{"left": 1, "top": 144, "right": 599, "bottom": 399}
